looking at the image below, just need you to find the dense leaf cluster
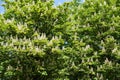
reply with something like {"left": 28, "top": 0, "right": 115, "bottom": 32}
{"left": 0, "top": 0, "right": 120, "bottom": 80}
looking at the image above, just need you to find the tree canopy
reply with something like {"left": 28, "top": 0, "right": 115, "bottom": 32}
{"left": 0, "top": 0, "right": 120, "bottom": 80}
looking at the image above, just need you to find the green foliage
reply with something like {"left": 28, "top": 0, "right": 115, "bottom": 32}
{"left": 0, "top": 0, "right": 120, "bottom": 79}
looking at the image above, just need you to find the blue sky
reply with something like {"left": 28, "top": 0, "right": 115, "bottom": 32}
{"left": 0, "top": 1, "right": 4, "bottom": 14}
{"left": 54, "top": 0, "right": 72, "bottom": 5}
